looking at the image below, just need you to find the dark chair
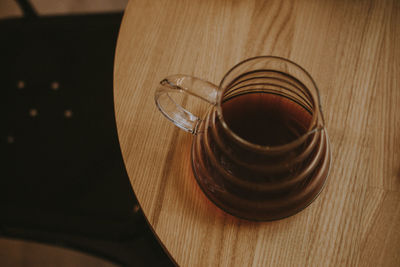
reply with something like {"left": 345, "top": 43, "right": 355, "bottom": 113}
{"left": 0, "top": 1, "right": 173, "bottom": 266}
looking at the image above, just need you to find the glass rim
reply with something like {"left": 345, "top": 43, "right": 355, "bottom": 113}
{"left": 216, "top": 55, "right": 324, "bottom": 152}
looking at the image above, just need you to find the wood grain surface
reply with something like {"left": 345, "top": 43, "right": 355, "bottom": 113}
{"left": 114, "top": 0, "right": 400, "bottom": 266}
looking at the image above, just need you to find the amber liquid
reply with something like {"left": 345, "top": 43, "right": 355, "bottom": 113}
{"left": 192, "top": 91, "right": 330, "bottom": 220}
{"left": 221, "top": 92, "right": 312, "bottom": 146}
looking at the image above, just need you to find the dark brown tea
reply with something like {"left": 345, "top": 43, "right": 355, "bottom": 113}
{"left": 191, "top": 90, "right": 330, "bottom": 220}
{"left": 221, "top": 92, "right": 312, "bottom": 146}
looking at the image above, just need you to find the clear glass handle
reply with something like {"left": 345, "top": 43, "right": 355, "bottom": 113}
{"left": 155, "top": 75, "right": 219, "bottom": 134}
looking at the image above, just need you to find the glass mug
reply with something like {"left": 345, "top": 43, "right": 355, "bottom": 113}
{"left": 155, "top": 56, "right": 331, "bottom": 221}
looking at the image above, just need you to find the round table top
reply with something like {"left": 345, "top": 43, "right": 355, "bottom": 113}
{"left": 114, "top": 0, "right": 400, "bottom": 266}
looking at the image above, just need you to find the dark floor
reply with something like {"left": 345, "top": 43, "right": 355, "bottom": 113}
{"left": 0, "top": 1, "right": 173, "bottom": 266}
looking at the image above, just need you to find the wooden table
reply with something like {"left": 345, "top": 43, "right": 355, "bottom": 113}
{"left": 114, "top": 0, "right": 400, "bottom": 266}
